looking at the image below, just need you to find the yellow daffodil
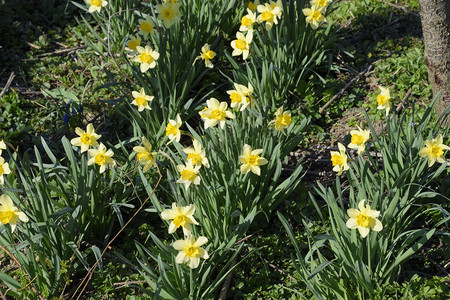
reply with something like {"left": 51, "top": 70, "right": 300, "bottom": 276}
{"left": 270, "top": 0, "right": 283, "bottom": 11}
{"left": 161, "top": 202, "right": 199, "bottom": 235}
{"left": 348, "top": 126, "right": 371, "bottom": 156}
{"left": 196, "top": 43, "right": 215, "bottom": 69}
{"left": 133, "top": 137, "right": 157, "bottom": 172}
{"left": 138, "top": 16, "right": 155, "bottom": 37}
{"left": 126, "top": 35, "right": 141, "bottom": 51}
{"left": 418, "top": 134, "right": 450, "bottom": 167}
{"left": 227, "top": 86, "right": 245, "bottom": 109}
{"left": 201, "top": 98, "right": 235, "bottom": 129}
{"left": 239, "top": 144, "right": 268, "bottom": 176}
{"left": 377, "top": 86, "right": 391, "bottom": 115}
{"left": 156, "top": 1, "right": 181, "bottom": 28}
{"left": 248, "top": 0, "right": 260, "bottom": 11}
{"left": 0, "top": 157, "right": 11, "bottom": 185}
{"left": 70, "top": 123, "right": 101, "bottom": 153}
{"left": 163, "top": 0, "right": 179, "bottom": 3}
{"left": 239, "top": 83, "right": 254, "bottom": 111}
{"left": 0, "top": 140, "right": 6, "bottom": 155}
{"left": 131, "top": 88, "right": 154, "bottom": 112}
{"left": 173, "top": 235, "right": 209, "bottom": 269}
{"left": 0, "top": 194, "right": 28, "bottom": 233}
{"left": 231, "top": 31, "right": 253, "bottom": 60}
{"left": 330, "top": 143, "right": 349, "bottom": 175}
{"left": 226, "top": 83, "right": 254, "bottom": 111}
{"left": 183, "top": 139, "right": 210, "bottom": 168}
{"left": 133, "top": 45, "right": 160, "bottom": 73}
{"left": 310, "top": 0, "right": 331, "bottom": 9}
{"left": 257, "top": 2, "right": 282, "bottom": 30}
{"left": 85, "top": 0, "right": 107, "bottom": 13}
{"left": 177, "top": 160, "right": 201, "bottom": 190}
{"left": 240, "top": 9, "right": 256, "bottom": 32}
{"left": 198, "top": 106, "right": 208, "bottom": 121}
{"left": 303, "top": 5, "right": 325, "bottom": 29}
{"left": 346, "top": 200, "right": 383, "bottom": 238}
{"left": 270, "top": 106, "right": 291, "bottom": 134}
{"left": 165, "top": 114, "right": 183, "bottom": 144}
{"left": 88, "top": 143, "right": 116, "bottom": 174}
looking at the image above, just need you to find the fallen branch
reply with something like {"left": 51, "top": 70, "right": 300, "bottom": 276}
{"left": 22, "top": 46, "right": 87, "bottom": 61}
{"left": 263, "top": 258, "right": 298, "bottom": 282}
{"left": 396, "top": 88, "right": 412, "bottom": 113}
{"left": 0, "top": 72, "right": 15, "bottom": 99}
{"left": 218, "top": 260, "right": 237, "bottom": 300}
{"left": 382, "top": 1, "right": 420, "bottom": 17}
{"left": 319, "top": 64, "right": 374, "bottom": 114}
{"left": 113, "top": 280, "right": 146, "bottom": 288}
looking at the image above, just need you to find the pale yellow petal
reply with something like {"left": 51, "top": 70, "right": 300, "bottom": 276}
{"left": 176, "top": 251, "right": 188, "bottom": 264}
{"left": 188, "top": 257, "right": 200, "bottom": 269}
{"left": 358, "top": 226, "right": 370, "bottom": 238}
{"left": 347, "top": 208, "right": 360, "bottom": 218}
{"left": 372, "top": 218, "right": 383, "bottom": 232}
{"left": 346, "top": 218, "right": 358, "bottom": 229}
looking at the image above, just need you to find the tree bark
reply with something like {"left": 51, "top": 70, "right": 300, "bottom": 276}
{"left": 418, "top": 0, "right": 450, "bottom": 124}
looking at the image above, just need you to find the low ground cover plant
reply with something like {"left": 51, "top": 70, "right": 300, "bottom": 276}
{"left": 0, "top": 0, "right": 448, "bottom": 299}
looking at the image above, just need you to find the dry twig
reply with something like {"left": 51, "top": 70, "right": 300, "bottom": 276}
{"left": 319, "top": 64, "right": 374, "bottom": 114}
{"left": 0, "top": 72, "right": 15, "bottom": 99}
{"left": 72, "top": 164, "right": 163, "bottom": 299}
{"left": 382, "top": 1, "right": 420, "bottom": 17}
{"left": 22, "top": 46, "right": 87, "bottom": 61}
{"left": 396, "top": 88, "right": 412, "bottom": 113}
{"left": 218, "top": 260, "right": 237, "bottom": 300}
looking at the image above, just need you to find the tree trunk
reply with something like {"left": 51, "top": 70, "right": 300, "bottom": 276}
{"left": 418, "top": 0, "right": 450, "bottom": 124}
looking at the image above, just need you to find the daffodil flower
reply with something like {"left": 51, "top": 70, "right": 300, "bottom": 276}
{"left": 133, "top": 137, "right": 157, "bottom": 172}
{"left": 138, "top": 16, "right": 155, "bottom": 37}
{"left": 240, "top": 9, "right": 256, "bottom": 32}
{"left": 247, "top": 0, "right": 260, "bottom": 11}
{"left": 239, "top": 83, "right": 254, "bottom": 111}
{"left": 0, "top": 140, "right": 6, "bottom": 156}
{"left": 270, "top": 106, "right": 291, "bottom": 134}
{"left": 85, "top": 0, "right": 108, "bottom": 13}
{"left": 88, "top": 143, "right": 116, "bottom": 174}
{"left": 418, "top": 134, "right": 450, "bottom": 167}
{"left": 257, "top": 2, "right": 282, "bottom": 30}
{"left": 377, "top": 86, "right": 391, "bottom": 115}
{"left": 226, "top": 83, "right": 254, "bottom": 111}
{"left": 161, "top": 203, "right": 199, "bottom": 235}
{"left": 127, "top": 35, "right": 141, "bottom": 52}
{"left": 0, "top": 194, "right": 29, "bottom": 233}
{"left": 239, "top": 144, "right": 268, "bottom": 176}
{"left": 132, "top": 88, "right": 154, "bottom": 112}
{"left": 71, "top": 123, "right": 102, "bottom": 153}
{"left": 176, "top": 160, "right": 201, "bottom": 190}
{"left": 166, "top": 114, "right": 183, "bottom": 144}
{"left": 330, "top": 143, "right": 349, "bottom": 175}
{"left": 346, "top": 200, "right": 383, "bottom": 238}
{"left": 310, "top": 0, "right": 331, "bottom": 10}
{"left": 133, "top": 45, "right": 160, "bottom": 73}
{"left": 231, "top": 31, "right": 253, "bottom": 60}
{"left": 195, "top": 43, "right": 215, "bottom": 69}
{"left": 156, "top": 1, "right": 181, "bottom": 28}
{"left": 302, "top": 5, "right": 325, "bottom": 29}
{"left": 173, "top": 235, "right": 209, "bottom": 269}
{"left": 183, "top": 139, "right": 210, "bottom": 168}
{"left": 348, "top": 126, "right": 370, "bottom": 156}
{"left": 201, "top": 98, "right": 235, "bottom": 129}
{"left": 0, "top": 157, "right": 11, "bottom": 185}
